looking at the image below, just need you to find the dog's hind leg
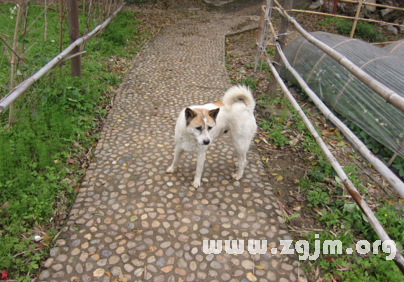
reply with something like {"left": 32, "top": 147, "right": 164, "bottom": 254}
{"left": 166, "top": 146, "right": 183, "bottom": 174}
{"left": 192, "top": 150, "right": 206, "bottom": 188}
{"left": 232, "top": 139, "right": 250, "bottom": 181}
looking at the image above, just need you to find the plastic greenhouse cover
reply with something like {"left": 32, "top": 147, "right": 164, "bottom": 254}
{"left": 280, "top": 32, "right": 404, "bottom": 158}
{"left": 384, "top": 40, "right": 404, "bottom": 58}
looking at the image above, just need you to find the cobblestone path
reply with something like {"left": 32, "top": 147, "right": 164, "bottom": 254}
{"left": 40, "top": 12, "right": 306, "bottom": 282}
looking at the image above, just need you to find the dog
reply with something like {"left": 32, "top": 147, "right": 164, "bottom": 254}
{"left": 166, "top": 85, "right": 257, "bottom": 188}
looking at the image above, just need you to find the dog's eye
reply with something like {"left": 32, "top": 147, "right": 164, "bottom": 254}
{"left": 208, "top": 126, "right": 212, "bottom": 130}
{"left": 196, "top": 126, "right": 202, "bottom": 131}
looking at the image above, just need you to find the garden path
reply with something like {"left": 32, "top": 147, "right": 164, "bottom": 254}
{"left": 39, "top": 10, "right": 306, "bottom": 282}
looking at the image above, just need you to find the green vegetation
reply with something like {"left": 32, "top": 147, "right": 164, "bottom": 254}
{"left": 316, "top": 17, "right": 385, "bottom": 42}
{"left": 0, "top": 3, "right": 145, "bottom": 280}
{"left": 256, "top": 91, "right": 403, "bottom": 281}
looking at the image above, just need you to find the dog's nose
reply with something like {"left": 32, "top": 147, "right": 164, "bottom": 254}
{"left": 203, "top": 140, "right": 210, "bottom": 145}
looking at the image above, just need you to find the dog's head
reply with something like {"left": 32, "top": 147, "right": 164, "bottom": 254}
{"left": 185, "top": 107, "right": 220, "bottom": 145}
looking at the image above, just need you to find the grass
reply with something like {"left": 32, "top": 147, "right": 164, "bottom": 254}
{"left": 0, "top": 3, "right": 146, "bottom": 280}
{"left": 316, "top": 17, "right": 385, "bottom": 42}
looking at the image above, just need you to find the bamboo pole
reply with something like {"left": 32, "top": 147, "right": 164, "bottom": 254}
{"left": 20, "top": 1, "right": 29, "bottom": 62}
{"left": 0, "top": 2, "right": 126, "bottom": 113}
{"left": 273, "top": 1, "right": 404, "bottom": 114}
{"left": 257, "top": 1, "right": 266, "bottom": 45}
{"left": 59, "top": 0, "right": 63, "bottom": 77}
{"left": 339, "top": 0, "right": 404, "bottom": 11}
{"left": 290, "top": 9, "right": 404, "bottom": 28}
{"left": 268, "top": 0, "right": 293, "bottom": 97}
{"left": 275, "top": 42, "right": 404, "bottom": 199}
{"left": 9, "top": 3, "right": 22, "bottom": 125}
{"left": 107, "top": 0, "right": 112, "bottom": 18}
{"left": 266, "top": 55, "right": 404, "bottom": 274}
{"left": 350, "top": 0, "right": 362, "bottom": 38}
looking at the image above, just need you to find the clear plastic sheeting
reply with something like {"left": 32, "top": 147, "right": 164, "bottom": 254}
{"left": 280, "top": 32, "right": 404, "bottom": 158}
{"left": 384, "top": 40, "right": 404, "bottom": 58}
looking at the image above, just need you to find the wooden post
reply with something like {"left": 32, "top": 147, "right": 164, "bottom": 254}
{"left": 68, "top": 0, "right": 81, "bottom": 77}
{"left": 9, "top": 2, "right": 22, "bottom": 125}
{"left": 45, "top": 0, "right": 48, "bottom": 41}
{"left": 257, "top": 0, "right": 266, "bottom": 45}
{"left": 350, "top": 0, "right": 363, "bottom": 38}
{"left": 267, "top": 0, "right": 294, "bottom": 97}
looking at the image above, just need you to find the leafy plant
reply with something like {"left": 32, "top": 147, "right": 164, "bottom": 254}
{"left": 240, "top": 77, "right": 258, "bottom": 92}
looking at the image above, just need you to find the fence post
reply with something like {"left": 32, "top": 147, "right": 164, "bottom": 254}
{"left": 267, "top": 0, "right": 294, "bottom": 97}
{"left": 350, "top": 0, "right": 363, "bottom": 38}
{"left": 68, "top": 0, "right": 81, "bottom": 77}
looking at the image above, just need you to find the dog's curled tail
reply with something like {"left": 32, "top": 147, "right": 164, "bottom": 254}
{"left": 222, "top": 84, "right": 255, "bottom": 112}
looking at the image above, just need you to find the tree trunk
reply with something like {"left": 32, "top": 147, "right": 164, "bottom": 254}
{"left": 68, "top": 0, "right": 81, "bottom": 77}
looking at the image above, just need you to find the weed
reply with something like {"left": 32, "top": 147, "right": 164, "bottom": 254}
{"left": 325, "top": 17, "right": 385, "bottom": 42}
{"left": 240, "top": 77, "right": 258, "bottom": 92}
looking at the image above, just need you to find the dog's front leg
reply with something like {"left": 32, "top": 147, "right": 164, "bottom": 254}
{"left": 192, "top": 151, "right": 206, "bottom": 188}
{"left": 166, "top": 145, "right": 183, "bottom": 174}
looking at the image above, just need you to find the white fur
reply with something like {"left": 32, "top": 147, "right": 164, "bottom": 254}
{"left": 166, "top": 85, "right": 257, "bottom": 188}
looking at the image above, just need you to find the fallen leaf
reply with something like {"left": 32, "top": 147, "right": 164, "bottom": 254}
{"left": 130, "top": 216, "right": 138, "bottom": 222}
{"left": 293, "top": 206, "right": 301, "bottom": 211}
{"left": 254, "top": 139, "right": 260, "bottom": 143}
{"left": 43, "top": 235, "right": 51, "bottom": 242}
{"left": 286, "top": 121, "right": 293, "bottom": 126}
{"left": 66, "top": 158, "right": 74, "bottom": 164}
{"left": 255, "top": 265, "right": 266, "bottom": 270}
{"left": 337, "top": 141, "right": 346, "bottom": 147}
{"left": 276, "top": 175, "right": 283, "bottom": 181}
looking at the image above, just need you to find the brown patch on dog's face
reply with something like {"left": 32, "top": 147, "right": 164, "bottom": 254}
{"left": 209, "top": 108, "right": 220, "bottom": 122}
{"left": 185, "top": 108, "right": 196, "bottom": 126}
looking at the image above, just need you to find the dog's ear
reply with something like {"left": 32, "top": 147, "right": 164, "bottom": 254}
{"left": 185, "top": 108, "right": 195, "bottom": 126}
{"left": 209, "top": 108, "right": 220, "bottom": 122}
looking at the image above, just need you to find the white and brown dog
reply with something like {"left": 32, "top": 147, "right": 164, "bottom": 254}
{"left": 166, "top": 85, "right": 257, "bottom": 188}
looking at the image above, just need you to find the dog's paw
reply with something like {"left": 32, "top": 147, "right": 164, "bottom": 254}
{"left": 166, "top": 166, "right": 176, "bottom": 174}
{"left": 192, "top": 180, "right": 201, "bottom": 188}
{"left": 232, "top": 173, "right": 242, "bottom": 181}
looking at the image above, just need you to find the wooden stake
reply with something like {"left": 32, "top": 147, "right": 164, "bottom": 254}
{"left": 350, "top": 0, "right": 362, "bottom": 38}
{"left": 45, "top": 0, "right": 48, "bottom": 41}
{"left": 68, "top": 0, "right": 81, "bottom": 77}
{"left": 9, "top": 2, "right": 22, "bottom": 125}
{"left": 267, "top": 0, "right": 294, "bottom": 97}
{"left": 257, "top": 0, "right": 266, "bottom": 44}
